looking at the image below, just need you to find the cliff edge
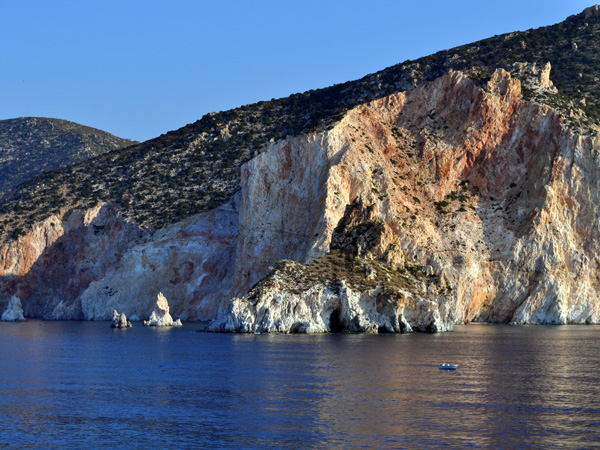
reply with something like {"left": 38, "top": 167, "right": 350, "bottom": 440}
{"left": 0, "top": 65, "right": 598, "bottom": 331}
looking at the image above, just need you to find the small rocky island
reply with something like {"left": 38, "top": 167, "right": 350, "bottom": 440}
{"left": 111, "top": 310, "right": 132, "bottom": 328}
{"left": 143, "top": 292, "right": 182, "bottom": 327}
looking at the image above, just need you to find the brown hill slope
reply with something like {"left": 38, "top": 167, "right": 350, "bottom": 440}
{"left": 0, "top": 117, "right": 134, "bottom": 199}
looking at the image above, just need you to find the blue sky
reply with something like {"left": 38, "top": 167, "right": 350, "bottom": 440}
{"left": 0, "top": 0, "right": 592, "bottom": 141}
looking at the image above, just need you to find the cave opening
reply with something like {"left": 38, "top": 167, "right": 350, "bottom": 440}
{"left": 378, "top": 325, "right": 393, "bottom": 334}
{"left": 329, "top": 309, "right": 343, "bottom": 333}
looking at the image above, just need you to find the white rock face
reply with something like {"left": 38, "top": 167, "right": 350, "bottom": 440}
{"left": 510, "top": 62, "right": 557, "bottom": 93}
{"left": 110, "top": 310, "right": 132, "bottom": 328}
{"left": 211, "top": 258, "right": 452, "bottom": 334}
{"left": 1, "top": 296, "right": 25, "bottom": 321}
{"left": 232, "top": 133, "right": 345, "bottom": 294}
{"left": 213, "top": 67, "right": 600, "bottom": 329}
{"left": 79, "top": 200, "right": 238, "bottom": 321}
{"left": 211, "top": 279, "right": 450, "bottom": 334}
{"left": 143, "top": 292, "right": 182, "bottom": 327}
{"left": 0, "top": 203, "right": 147, "bottom": 320}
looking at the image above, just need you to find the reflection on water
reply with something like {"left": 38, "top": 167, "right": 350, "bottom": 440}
{"left": 0, "top": 322, "right": 599, "bottom": 449}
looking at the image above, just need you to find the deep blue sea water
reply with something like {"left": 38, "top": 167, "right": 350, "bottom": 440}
{"left": 0, "top": 322, "right": 599, "bottom": 449}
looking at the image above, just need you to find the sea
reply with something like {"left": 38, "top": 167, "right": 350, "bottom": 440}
{"left": 0, "top": 321, "right": 598, "bottom": 449}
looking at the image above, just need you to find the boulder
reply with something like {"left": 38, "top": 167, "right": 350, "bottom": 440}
{"left": 1, "top": 296, "right": 26, "bottom": 321}
{"left": 143, "top": 292, "right": 182, "bottom": 327}
{"left": 110, "top": 309, "right": 132, "bottom": 328}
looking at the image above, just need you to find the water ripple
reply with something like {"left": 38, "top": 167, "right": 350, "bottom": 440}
{"left": 0, "top": 322, "right": 599, "bottom": 449}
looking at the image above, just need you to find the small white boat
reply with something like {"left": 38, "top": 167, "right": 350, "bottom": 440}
{"left": 439, "top": 363, "right": 458, "bottom": 370}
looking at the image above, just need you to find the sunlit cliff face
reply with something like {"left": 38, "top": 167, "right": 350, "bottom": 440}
{"left": 215, "top": 66, "right": 600, "bottom": 330}
{"left": 1, "top": 67, "right": 600, "bottom": 329}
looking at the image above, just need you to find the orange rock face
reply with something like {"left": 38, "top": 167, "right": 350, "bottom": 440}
{"left": 227, "top": 68, "right": 600, "bottom": 325}
{"left": 0, "top": 204, "right": 146, "bottom": 318}
{"left": 1, "top": 68, "right": 599, "bottom": 325}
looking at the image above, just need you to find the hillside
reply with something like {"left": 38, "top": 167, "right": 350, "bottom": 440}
{"left": 2, "top": 63, "right": 598, "bottom": 327}
{"left": 0, "top": 7, "right": 598, "bottom": 243}
{"left": 0, "top": 117, "right": 135, "bottom": 200}
{"left": 1, "top": 7, "right": 600, "bottom": 329}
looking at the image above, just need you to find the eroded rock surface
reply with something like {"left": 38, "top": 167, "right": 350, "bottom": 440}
{"left": 211, "top": 254, "right": 451, "bottom": 333}
{"left": 1, "top": 296, "right": 25, "bottom": 321}
{"left": 143, "top": 292, "right": 182, "bottom": 327}
{"left": 111, "top": 310, "right": 132, "bottom": 328}
{"left": 0, "top": 199, "right": 237, "bottom": 321}
{"left": 214, "top": 66, "right": 600, "bottom": 328}
{"left": 0, "top": 65, "right": 599, "bottom": 330}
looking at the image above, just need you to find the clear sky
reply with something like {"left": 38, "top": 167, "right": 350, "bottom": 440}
{"left": 0, "top": 0, "right": 593, "bottom": 142}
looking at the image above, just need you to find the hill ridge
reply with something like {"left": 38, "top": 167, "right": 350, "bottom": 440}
{"left": 0, "top": 6, "right": 598, "bottom": 242}
{"left": 0, "top": 117, "right": 135, "bottom": 203}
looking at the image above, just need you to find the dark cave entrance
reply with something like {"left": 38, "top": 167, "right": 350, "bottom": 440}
{"left": 329, "top": 309, "right": 343, "bottom": 333}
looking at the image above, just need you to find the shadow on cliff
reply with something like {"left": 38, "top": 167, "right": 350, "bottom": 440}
{"left": 0, "top": 204, "right": 146, "bottom": 319}
{"left": 463, "top": 105, "right": 564, "bottom": 322}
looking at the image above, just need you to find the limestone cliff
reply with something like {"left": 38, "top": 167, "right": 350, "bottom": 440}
{"left": 1, "top": 66, "right": 599, "bottom": 330}
{"left": 0, "top": 199, "right": 237, "bottom": 321}
{"left": 211, "top": 253, "right": 452, "bottom": 333}
{"left": 0, "top": 203, "right": 146, "bottom": 319}
{"left": 216, "top": 65, "right": 600, "bottom": 328}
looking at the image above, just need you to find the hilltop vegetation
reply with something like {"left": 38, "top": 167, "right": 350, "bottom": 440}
{"left": 0, "top": 117, "right": 134, "bottom": 199}
{"left": 0, "top": 8, "right": 598, "bottom": 241}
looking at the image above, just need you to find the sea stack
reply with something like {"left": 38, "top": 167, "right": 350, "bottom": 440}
{"left": 1, "top": 296, "right": 26, "bottom": 322}
{"left": 143, "top": 292, "right": 182, "bottom": 327}
{"left": 111, "top": 310, "right": 132, "bottom": 328}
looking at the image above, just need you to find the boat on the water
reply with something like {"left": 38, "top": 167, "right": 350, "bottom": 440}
{"left": 439, "top": 363, "right": 458, "bottom": 370}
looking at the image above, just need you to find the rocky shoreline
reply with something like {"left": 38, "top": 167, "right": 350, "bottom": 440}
{"left": 1, "top": 65, "right": 599, "bottom": 332}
